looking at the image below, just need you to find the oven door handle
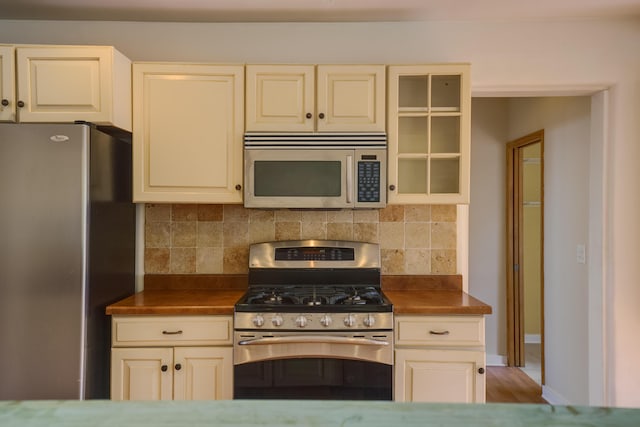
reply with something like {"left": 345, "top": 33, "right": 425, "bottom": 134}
{"left": 237, "top": 335, "right": 389, "bottom": 346}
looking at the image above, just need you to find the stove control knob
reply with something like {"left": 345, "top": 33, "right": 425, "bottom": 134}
{"left": 271, "top": 315, "right": 284, "bottom": 327}
{"left": 344, "top": 314, "right": 357, "bottom": 328}
{"left": 252, "top": 314, "right": 265, "bottom": 327}
{"left": 320, "top": 314, "right": 332, "bottom": 327}
{"left": 295, "top": 315, "right": 308, "bottom": 328}
{"left": 363, "top": 314, "right": 376, "bottom": 328}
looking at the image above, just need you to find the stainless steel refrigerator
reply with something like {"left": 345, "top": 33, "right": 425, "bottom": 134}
{"left": 0, "top": 122, "right": 136, "bottom": 399}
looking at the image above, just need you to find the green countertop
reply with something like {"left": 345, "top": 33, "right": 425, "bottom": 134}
{"left": 1, "top": 400, "right": 639, "bottom": 427}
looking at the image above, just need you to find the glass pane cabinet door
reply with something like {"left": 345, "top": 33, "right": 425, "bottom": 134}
{"left": 388, "top": 65, "right": 470, "bottom": 204}
{"left": 398, "top": 117, "right": 428, "bottom": 153}
{"left": 398, "top": 76, "right": 428, "bottom": 109}
{"left": 398, "top": 158, "right": 428, "bottom": 194}
{"left": 430, "top": 158, "right": 460, "bottom": 194}
{"left": 431, "top": 116, "right": 460, "bottom": 153}
{"left": 431, "top": 75, "right": 461, "bottom": 111}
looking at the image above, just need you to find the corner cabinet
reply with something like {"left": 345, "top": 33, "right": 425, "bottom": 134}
{"left": 132, "top": 63, "right": 244, "bottom": 203}
{"left": 246, "top": 64, "right": 385, "bottom": 132}
{"left": 394, "top": 315, "right": 486, "bottom": 403}
{"left": 0, "top": 45, "right": 131, "bottom": 130}
{"left": 387, "top": 64, "right": 471, "bottom": 204}
{"left": 110, "top": 315, "right": 233, "bottom": 401}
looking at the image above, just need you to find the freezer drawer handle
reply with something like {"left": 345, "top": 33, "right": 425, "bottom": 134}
{"left": 162, "top": 330, "right": 183, "bottom": 335}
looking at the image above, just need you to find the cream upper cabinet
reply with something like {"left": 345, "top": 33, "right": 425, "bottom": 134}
{"left": 387, "top": 64, "right": 470, "bottom": 204}
{"left": 245, "top": 65, "right": 314, "bottom": 132}
{"left": 132, "top": 62, "right": 244, "bottom": 203}
{"left": 0, "top": 45, "right": 16, "bottom": 122}
{"left": 394, "top": 315, "right": 486, "bottom": 403}
{"left": 246, "top": 64, "right": 385, "bottom": 132}
{"left": 7, "top": 45, "right": 131, "bottom": 130}
{"left": 110, "top": 315, "right": 233, "bottom": 401}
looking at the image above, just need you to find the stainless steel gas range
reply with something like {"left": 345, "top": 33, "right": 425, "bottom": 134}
{"left": 233, "top": 240, "right": 393, "bottom": 400}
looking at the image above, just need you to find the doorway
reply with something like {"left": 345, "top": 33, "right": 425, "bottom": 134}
{"left": 506, "top": 129, "right": 544, "bottom": 384}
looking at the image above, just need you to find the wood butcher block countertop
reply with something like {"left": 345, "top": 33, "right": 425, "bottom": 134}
{"left": 105, "top": 274, "right": 247, "bottom": 315}
{"left": 106, "top": 274, "right": 491, "bottom": 316}
{"left": 382, "top": 275, "right": 492, "bottom": 315}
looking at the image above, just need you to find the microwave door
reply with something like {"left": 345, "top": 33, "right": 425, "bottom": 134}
{"left": 244, "top": 149, "right": 352, "bottom": 209}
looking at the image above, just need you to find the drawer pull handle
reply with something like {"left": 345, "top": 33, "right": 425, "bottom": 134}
{"left": 162, "top": 330, "right": 183, "bottom": 335}
{"left": 429, "top": 330, "right": 450, "bottom": 336}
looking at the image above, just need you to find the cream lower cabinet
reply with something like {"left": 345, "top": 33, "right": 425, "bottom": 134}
{"left": 1, "top": 45, "right": 131, "bottom": 129}
{"left": 132, "top": 63, "right": 244, "bottom": 203}
{"left": 110, "top": 315, "right": 233, "bottom": 401}
{"left": 394, "top": 315, "right": 486, "bottom": 403}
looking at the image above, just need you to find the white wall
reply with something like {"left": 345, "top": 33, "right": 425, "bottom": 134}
{"left": 468, "top": 98, "right": 509, "bottom": 364}
{"left": 470, "top": 97, "right": 593, "bottom": 405}
{"left": 1, "top": 17, "right": 639, "bottom": 406}
{"left": 508, "top": 97, "right": 592, "bottom": 405}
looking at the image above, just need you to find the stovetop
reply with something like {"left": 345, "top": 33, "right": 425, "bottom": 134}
{"left": 235, "top": 284, "right": 392, "bottom": 313}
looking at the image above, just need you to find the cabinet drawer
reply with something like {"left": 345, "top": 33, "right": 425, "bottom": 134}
{"left": 112, "top": 315, "right": 232, "bottom": 347}
{"left": 395, "top": 315, "right": 484, "bottom": 347}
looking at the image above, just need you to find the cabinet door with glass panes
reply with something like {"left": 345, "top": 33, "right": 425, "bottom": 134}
{"left": 387, "top": 65, "right": 470, "bottom": 204}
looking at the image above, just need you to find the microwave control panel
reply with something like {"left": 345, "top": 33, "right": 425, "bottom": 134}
{"left": 357, "top": 160, "right": 381, "bottom": 203}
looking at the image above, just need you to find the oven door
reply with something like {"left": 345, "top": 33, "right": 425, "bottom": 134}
{"left": 233, "top": 331, "right": 393, "bottom": 400}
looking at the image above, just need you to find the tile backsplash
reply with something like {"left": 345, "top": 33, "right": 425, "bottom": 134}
{"left": 144, "top": 204, "right": 457, "bottom": 275}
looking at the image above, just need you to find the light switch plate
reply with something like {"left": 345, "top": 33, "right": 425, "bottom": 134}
{"left": 576, "top": 244, "right": 586, "bottom": 264}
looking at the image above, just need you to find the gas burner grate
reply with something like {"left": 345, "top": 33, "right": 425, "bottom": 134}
{"left": 242, "top": 285, "right": 385, "bottom": 307}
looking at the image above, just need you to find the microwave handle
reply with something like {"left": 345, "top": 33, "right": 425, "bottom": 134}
{"left": 346, "top": 155, "right": 353, "bottom": 204}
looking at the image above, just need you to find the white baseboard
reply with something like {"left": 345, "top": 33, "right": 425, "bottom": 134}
{"left": 525, "top": 334, "right": 541, "bottom": 344}
{"left": 542, "top": 385, "right": 570, "bottom": 405}
{"left": 486, "top": 354, "right": 507, "bottom": 366}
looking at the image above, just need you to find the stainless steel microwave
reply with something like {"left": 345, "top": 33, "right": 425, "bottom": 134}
{"left": 244, "top": 133, "right": 387, "bottom": 209}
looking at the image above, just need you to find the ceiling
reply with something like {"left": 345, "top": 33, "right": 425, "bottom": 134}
{"left": 0, "top": 0, "right": 639, "bottom": 23}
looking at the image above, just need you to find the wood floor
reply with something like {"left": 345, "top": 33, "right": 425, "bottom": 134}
{"left": 486, "top": 367, "right": 547, "bottom": 404}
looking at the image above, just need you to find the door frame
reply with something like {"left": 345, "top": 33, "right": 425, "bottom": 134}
{"left": 470, "top": 85, "right": 609, "bottom": 405}
{"left": 506, "top": 129, "right": 544, "bottom": 383}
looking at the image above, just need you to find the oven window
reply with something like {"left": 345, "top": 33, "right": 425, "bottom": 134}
{"left": 234, "top": 358, "right": 392, "bottom": 400}
{"left": 254, "top": 161, "right": 342, "bottom": 197}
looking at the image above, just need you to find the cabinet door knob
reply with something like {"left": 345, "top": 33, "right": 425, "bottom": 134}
{"left": 17, "top": 100, "right": 25, "bottom": 108}
{"left": 175, "top": 364, "right": 182, "bottom": 371}
{"left": 478, "top": 367, "right": 485, "bottom": 374}
{"left": 389, "top": 185, "right": 396, "bottom": 191}
{"left": 306, "top": 113, "right": 312, "bottom": 119}
{"left": 235, "top": 184, "right": 242, "bottom": 191}
{"left": 318, "top": 113, "right": 325, "bottom": 119}
{"left": 161, "top": 365, "right": 168, "bottom": 372}
{"left": 1, "top": 99, "right": 8, "bottom": 107}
